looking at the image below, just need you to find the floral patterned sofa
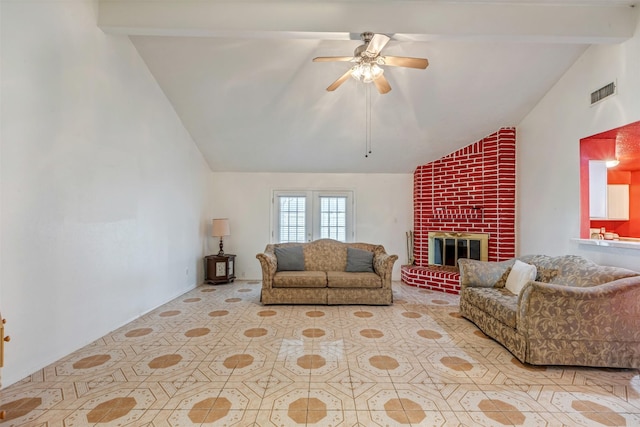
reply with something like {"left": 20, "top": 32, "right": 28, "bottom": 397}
{"left": 256, "top": 239, "right": 397, "bottom": 305}
{"left": 458, "top": 255, "right": 640, "bottom": 368}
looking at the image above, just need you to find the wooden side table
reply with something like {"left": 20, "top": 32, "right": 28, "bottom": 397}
{"left": 204, "top": 254, "right": 236, "bottom": 285}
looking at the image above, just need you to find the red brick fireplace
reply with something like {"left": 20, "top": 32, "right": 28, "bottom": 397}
{"left": 401, "top": 128, "right": 516, "bottom": 293}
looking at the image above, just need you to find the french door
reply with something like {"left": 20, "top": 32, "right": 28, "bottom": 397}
{"left": 273, "top": 190, "right": 354, "bottom": 243}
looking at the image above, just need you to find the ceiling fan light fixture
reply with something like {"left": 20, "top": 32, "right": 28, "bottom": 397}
{"left": 351, "top": 63, "right": 384, "bottom": 83}
{"left": 365, "top": 64, "right": 384, "bottom": 83}
{"left": 350, "top": 64, "right": 363, "bottom": 80}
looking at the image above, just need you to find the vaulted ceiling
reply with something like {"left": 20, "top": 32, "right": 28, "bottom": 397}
{"left": 98, "top": 0, "right": 638, "bottom": 173}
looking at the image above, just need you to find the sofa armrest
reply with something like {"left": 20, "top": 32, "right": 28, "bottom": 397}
{"left": 373, "top": 252, "right": 398, "bottom": 289}
{"left": 518, "top": 276, "right": 640, "bottom": 343}
{"left": 458, "top": 259, "right": 514, "bottom": 289}
{"left": 256, "top": 252, "right": 277, "bottom": 290}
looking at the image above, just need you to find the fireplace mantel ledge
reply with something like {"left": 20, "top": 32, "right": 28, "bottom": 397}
{"left": 572, "top": 238, "right": 640, "bottom": 251}
{"left": 426, "top": 208, "right": 482, "bottom": 220}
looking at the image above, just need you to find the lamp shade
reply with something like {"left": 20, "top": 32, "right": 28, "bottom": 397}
{"left": 212, "top": 218, "right": 230, "bottom": 237}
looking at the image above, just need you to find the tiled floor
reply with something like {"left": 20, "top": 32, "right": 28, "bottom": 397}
{"left": 1, "top": 281, "right": 639, "bottom": 426}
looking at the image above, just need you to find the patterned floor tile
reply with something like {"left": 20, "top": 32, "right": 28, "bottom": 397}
{"left": 2, "top": 281, "right": 639, "bottom": 426}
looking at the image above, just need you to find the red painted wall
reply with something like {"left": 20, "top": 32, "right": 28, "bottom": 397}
{"left": 595, "top": 171, "right": 640, "bottom": 237}
{"left": 402, "top": 128, "right": 516, "bottom": 293}
{"left": 630, "top": 172, "right": 640, "bottom": 237}
{"left": 579, "top": 138, "right": 616, "bottom": 238}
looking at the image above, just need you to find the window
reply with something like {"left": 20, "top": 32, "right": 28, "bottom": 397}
{"left": 273, "top": 190, "right": 354, "bottom": 243}
{"left": 580, "top": 120, "right": 640, "bottom": 239}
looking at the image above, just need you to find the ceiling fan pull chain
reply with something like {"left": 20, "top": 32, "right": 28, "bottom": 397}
{"left": 365, "top": 84, "right": 372, "bottom": 158}
{"left": 369, "top": 85, "right": 372, "bottom": 155}
{"left": 364, "top": 83, "right": 368, "bottom": 157}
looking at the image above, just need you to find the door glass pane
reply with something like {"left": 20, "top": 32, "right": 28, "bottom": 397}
{"left": 444, "top": 238, "right": 456, "bottom": 266}
{"left": 319, "top": 196, "right": 347, "bottom": 242}
{"left": 457, "top": 240, "right": 469, "bottom": 260}
{"left": 469, "top": 240, "right": 481, "bottom": 260}
{"left": 279, "top": 196, "right": 306, "bottom": 242}
{"left": 433, "top": 238, "right": 443, "bottom": 265}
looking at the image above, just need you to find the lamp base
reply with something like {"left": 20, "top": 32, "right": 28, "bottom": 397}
{"left": 218, "top": 237, "right": 225, "bottom": 256}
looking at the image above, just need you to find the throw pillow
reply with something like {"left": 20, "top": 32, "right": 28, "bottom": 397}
{"left": 345, "top": 247, "right": 375, "bottom": 273}
{"left": 494, "top": 266, "right": 512, "bottom": 288}
{"left": 505, "top": 260, "right": 537, "bottom": 295}
{"left": 275, "top": 246, "right": 305, "bottom": 271}
{"left": 536, "top": 267, "right": 559, "bottom": 283}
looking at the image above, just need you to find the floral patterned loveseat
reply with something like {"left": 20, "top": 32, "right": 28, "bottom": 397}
{"left": 256, "top": 239, "right": 397, "bottom": 305}
{"left": 458, "top": 255, "right": 640, "bottom": 368}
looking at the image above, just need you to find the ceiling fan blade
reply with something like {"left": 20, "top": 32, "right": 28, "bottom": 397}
{"left": 365, "top": 33, "right": 390, "bottom": 56}
{"left": 382, "top": 56, "right": 429, "bottom": 69}
{"left": 326, "top": 69, "right": 353, "bottom": 91}
{"left": 373, "top": 74, "right": 392, "bottom": 94}
{"left": 313, "top": 56, "right": 355, "bottom": 62}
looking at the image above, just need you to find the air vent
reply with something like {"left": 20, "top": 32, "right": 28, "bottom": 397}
{"left": 590, "top": 82, "right": 616, "bottom": 105}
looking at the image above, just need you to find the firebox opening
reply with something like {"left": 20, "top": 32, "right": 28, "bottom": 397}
{"left": 428, "top": 232, "right": 489, "bottom": 267}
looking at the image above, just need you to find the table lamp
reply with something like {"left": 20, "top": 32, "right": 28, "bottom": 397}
{"left": 212, "top": 218, "right": 230, "bottom": 256}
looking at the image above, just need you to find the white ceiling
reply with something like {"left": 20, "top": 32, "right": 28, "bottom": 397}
{"left": 98, "top": 0, "right": 638, "bottom": 173}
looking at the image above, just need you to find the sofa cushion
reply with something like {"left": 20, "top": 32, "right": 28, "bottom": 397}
{"left": 345, "top": 247, "right": 375, "bottom": 273}
{"left": 303, "top": 241, "right": 348, "bottom": 272}
{"left": 327, "top": 271, "right": 382, "bottom": 288}
{"left": 505, "top": 260, "right": 537, "bottom": 295}
{"left": 275, "top": 246, "right": 305, "bottom": 271}
{"left": 462, "top": 287, "right": 518, "bottom": 328}
{"left": 273, "top": 271, "right": 327, "bottom": 288}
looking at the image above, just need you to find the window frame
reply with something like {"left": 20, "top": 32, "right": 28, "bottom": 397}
{"left": 272, "top": 189, "right": 355, "bottom": 243}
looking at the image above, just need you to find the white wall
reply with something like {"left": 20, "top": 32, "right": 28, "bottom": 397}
{"left": 517, "top": 11, "right": 640, "bottom": 270}
{"left": 210, "top": 173, "right": 413, "bottom": 280}
{"left": 0, "top": 1, "right": 211, "bottom": 386}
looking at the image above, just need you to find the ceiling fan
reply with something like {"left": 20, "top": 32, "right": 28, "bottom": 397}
{"left": 313, "top": 32, "right": 429, "bottom": 94}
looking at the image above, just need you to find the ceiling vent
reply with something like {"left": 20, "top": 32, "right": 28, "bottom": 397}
{"left": 590, "top": 81, "right": 616, "bottom": 105}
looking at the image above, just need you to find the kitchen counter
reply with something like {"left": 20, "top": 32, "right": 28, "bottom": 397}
{"left": 573, "top": 238, "right": 640, "bottom": 250}
{"left": 618, "top": 237, "right": 640, "bottom": 242}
